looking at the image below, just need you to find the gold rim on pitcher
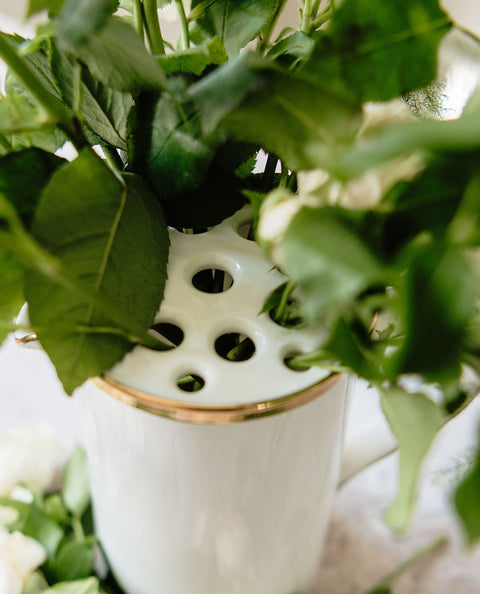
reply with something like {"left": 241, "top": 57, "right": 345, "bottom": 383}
{"left": 92, "top": 373, "right": 342, "bottom": 424}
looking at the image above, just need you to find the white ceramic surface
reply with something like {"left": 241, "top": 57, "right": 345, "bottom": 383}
{"left": 82, "top": 376, "right": 348, "bottom": 594}
{"left": 79, "top": 211, "right": 396, "bottom": 594}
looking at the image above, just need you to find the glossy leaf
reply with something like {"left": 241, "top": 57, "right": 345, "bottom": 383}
{"left": 161, "top": 160, "right": 247, "bottom": 227}
{"left": 190, "top": 55, "right": 362, "bottom": 170}
{"left": 454, "top": 430, "right": 480, "bottom": 545}
{"left": 300, "top": 0, "right": 451, "bottom": 102}
{"left": 381, "top": 387, "right": 445, "bottom": 531}
{"left": 282, "top": 206, "right": 387, "bottom": 323}
{"left": 0, "top": 94, "right": 66, "bottom": 155}
{"left": 62, "top": 447, "right": 90, "bottom": 518}
{"left": 25, "top": 151, "right": 169, "bottom": 394}
{"left": 191, "top": 0, "right": 281, "bottom": 56}
{"left": 128, "top": 82, "right": 214, "bottom": 199}
{"left": 66, "top": 18, "right": 168, "bottom": 94}
{"left": 51, "top": 43, "right": 132, "bottom": 149}
{"left": 394, "top": 245, "right": 477, "bottom": 383}
{"left": 57, "top": 0, "right": 119, "bottom": 49}
{"left": 157, "top": 37, "right": 227, "bottom": 76}
{"left": 0, "top": 148, "right": 65, "bottom": 226}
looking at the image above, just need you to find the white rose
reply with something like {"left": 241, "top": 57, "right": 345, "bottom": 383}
{"left": 0, "top": 425, "right": 63, "bottom": 496}
{"left": 0, "top": 528, "right": 46, "bottom": 594}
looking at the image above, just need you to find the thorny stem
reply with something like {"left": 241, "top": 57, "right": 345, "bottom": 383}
{"left": 0, "top": 34, "right": 86, "bottom": 149}
{"left": 175, "top": 0, "right": 190, "bottom": 50}
{"left": 143, "top": 0, "right": 166, "bottom": 55}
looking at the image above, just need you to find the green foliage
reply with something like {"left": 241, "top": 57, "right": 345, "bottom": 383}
{"left": 64, "top": 18, "right": 168, "bottom": 94}
{"left": 191, "top": 0, "right": 282, "bottom": 56}
{"left": 128, "top": 79, "right": 215, "bottom": 199}
{"left": 0, "top": 0, "right": 477, "bottom": 538}
{"left": 282, "top": 206, "right": 388, "bottom": 323}
{"left": 157, "top": 37, "right": 227, "bottom": 76}
{"left": 455, "top": 429, "right": 480, "bottom": 544}
{"left": 191, "top": 55, "right": 362, "bottom": 169}
{"left": 25, "top": 151, "right": 169, "bottom": 393}
{"left": 51, "top": 44, "right": 132, "bottom": 149}
{"left": 62, "top": 447, "right": 90, "bottom": 518}
{"left": 300, "top": 0, "right": 452, "bottom": 102}
{"left": 27, "top": 0, "right": 64, "bottom": 17}
{"left": 57, "top": 0, "right": 119, "bottom": 50}
{"left": 381, "top": 387, "right": 445, "bottom": 531}
{"left": 0, "top": 148, "right": 64, "bottom": 225}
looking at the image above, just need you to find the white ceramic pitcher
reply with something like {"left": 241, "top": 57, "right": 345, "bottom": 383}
{"left": 79, "top": 209, "right": 396, "bottom": 594}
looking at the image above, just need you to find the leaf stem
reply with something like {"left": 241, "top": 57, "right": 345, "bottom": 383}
{"left": 365, "top": 536, "right": 448, "bottom": 593}
{"left": 301, "top": 0, "right": 314, "bottom": 33}
{"left": 175, "top": 0, "right": 190, "bottom": 49}
{"left": 133, "top": 0, "right": 145, "bottom": 38}
{"left": 257, "top": 0, "right": 288, "bottom": 54}
{"left": 262, "top": 152, "right": 278, "bottom": 190}
{"left": 102, "top": 146, "right": 124, "bottom": 172}
{"left": 143, "top": 0, "right": 166, "bottom": 55}
{"left": 274, "top": 280, "right": 295, "bottom": 325}
{"left": 0, "top": 35, "right": 85, "bottom": 149}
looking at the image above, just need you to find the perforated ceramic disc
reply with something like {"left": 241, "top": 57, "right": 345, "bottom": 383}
{"left": 108, "top": 208, "right": 329, "bottom": 406}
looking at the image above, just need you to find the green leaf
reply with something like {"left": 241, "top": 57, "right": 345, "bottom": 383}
{"left": 394, "top": 245, "right": 477, "bottom": 382}
{"left": 282, "top": 206, "right": 387, "bottom": 323}
{"left": 300, "top": 0, "right": 452, "bottom": 102}
{"left": 454, "top": 432, "right": 480, "bottom": 545}
{"left": 380, "top": 155, "right": 474, "bottom": 258}
{"left": 0, "top": 247, "right": 24, "bottom": 345}
{"left": 57, "top": 0, "right": 119, "bottom": 49}
{"left": 51, "top": 43, "right": 132, "bottom": 149}
{"left": 190, "top": 55, "right": 362, "bottom": 170}
{"left": 41, "top": 577, "right": 101, "bottom": 594}
{"left": 0, "top": 95, "right": 66, "bottom": 154}
{"left": 190, "top": 0, "right": 282, "bottom": 56}
{"left": 157, "top": 37, "right": 227, "bottom": 76}
{"left": 65, "top": 18, "right": 168, "bottom": 94}
{"left": 0, "top": 498, "right": 65, "bottom": 558}
{"left": 23, "top": 571, "right": 49, "bottom": 594}
{"left": 0, "top": 148, "right": 65, "bottom": 226}
{"left": 62, "top": 447, "right": 90, "bottom": 518}
{"left": 128, "top": 81, "right": 215, "bottom": 200}
{"left": 380, "top": 387, "right": 445, "bottom": 531}
{"left": 267, "top": 31, "right": 315, "bottom": 63}
{"left": 261, "top": 282, "right": 287, "bottom": 314}
{"left": 323, "top": 315, "right": 381, "bottom": 381}
{"left": 25, "top": 151, "right": 169, "bottom": 394}
{"left": 27, "top": 0, "right": 64, "bottom": 17}
{"left": 44, "top": 493, "right": 70, "bottom": 524}
{"left": 51, "top": 538, "right": 96, "bottom": 581}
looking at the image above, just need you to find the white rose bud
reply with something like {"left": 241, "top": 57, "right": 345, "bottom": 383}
{"left": 0, "top": 528, "right": 46, "bottom": 594}
{"left": 0, "top": 425, "right": 63, "bottom": 497}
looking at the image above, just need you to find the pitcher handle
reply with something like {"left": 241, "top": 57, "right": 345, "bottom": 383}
{"left": 339, "top": 378, "right": 397, "bottom": 484}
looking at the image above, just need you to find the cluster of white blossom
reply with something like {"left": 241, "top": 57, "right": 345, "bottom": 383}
{"left": 0, "top": 425, "right": 63, "bottom": 594}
